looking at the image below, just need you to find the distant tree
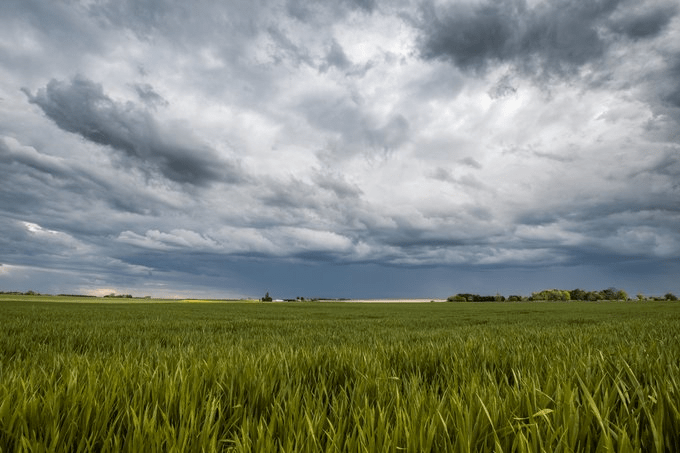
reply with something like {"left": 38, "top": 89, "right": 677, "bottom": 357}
{"left": 261, "top": 292, "right": 272, "bottom": 302}
{"left": 614, "top": 289, "right": 628, "bottom": 301}
{"left": 569, "top": 288, "right": 587, "bottom": 301}
{"left": 507, "top": 295, "right": 522, "bottom": 302}
{"left": 468, "top": 294, "right": 496, "bottom": 302}
{"left": 449, "top": 293, "right": 501, "bottom": 302}
{"left": 665, "top": 292, "right": 678, "bottom": 301}
{"left": 595, "top": 287, "right": 627, "bottom": 300}
{"left": 531, "top": 289, "right": 570, "bottom": 301}
{"left": 636, "top": 292, "right": 646, "bottom": 301}
{"left": 586, "top": 291, "right": 603, "bottom": 301}
{"left": 447, "top": 295, "right": 467, "bottom": 302}
{"left": 600, "top": 287, "right": 618, "bottom": 300}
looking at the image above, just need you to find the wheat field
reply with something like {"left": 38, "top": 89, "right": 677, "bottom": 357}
{"left": 1, "top": 296, "right": 679, "bottom": 451}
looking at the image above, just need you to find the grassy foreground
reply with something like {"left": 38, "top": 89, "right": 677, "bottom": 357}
{"left": 1, "top": 297, "right": 679, "bottom": 452}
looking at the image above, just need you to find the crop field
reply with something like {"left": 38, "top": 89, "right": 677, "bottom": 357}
{"left": 1, "top": 296, "right": 679, "bottom": 452}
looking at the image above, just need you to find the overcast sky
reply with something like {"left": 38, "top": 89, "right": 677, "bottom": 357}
{"left": 1, "top": 0, "right": 679, "bottom": 299}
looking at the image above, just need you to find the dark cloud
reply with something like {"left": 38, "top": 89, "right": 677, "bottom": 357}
{"left": 419, "top": 0, "right": 522, "bottom": 72}
{"left": 632, "top": 147, "right": 680, "bottom": 180}
{"left": 91, "top": 0, "right": 261, "bottom": 42}
{"left": 608, "top": 4, "right": 678, "bottom": 39}
{"left": 286, "top": 0, "right": 376, "bottom": 22}
{"left": 637, "top": 53, "right": 680, "bottom": 142}
{"left": 349, "top": 0, "right": 377, "bottom": 13}
{"left": 0, "top": 137, "right": 178, "bottom": 237}
{"left": 266, "top": 25, "right": 314, "bottom": 67}
{"left": 132, "top": 83, "right": 169, "bottom": 109}
{"left": 0, "top": 138, "right": 87, "bottom": 221}
{"left": 0, "top": 136, "right": 70, "bottom": 178}
{"left": 660, "top": 57, "right": 680, "bottom": 109}
{"left": 260, "top": 177, "right": 323, "bottom": 211}
{"left": 533, "top": 151, "right": 576, "bottom": 163}
{"left": 320, "top": 40, "right": 352, "bottom": 73}
{"left": 460, "top": 157, "right": 482, "bottom": 169}
{"left": 431, "top": 167, "right": 454, "bottom": 183}
{"left": 418, "top": 0, "right": 677, "bottom": 77}
{"left": 23, "top": 76, "right": 242, "bottom": 186}
{"left": 489, "top": 74, "right": 518, "bottom": 99}
{"left": 665, "top": 88, "right": 680, "bottom": 109}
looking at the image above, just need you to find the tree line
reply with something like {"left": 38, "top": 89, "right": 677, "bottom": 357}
{"left": 447, "top": 288, "right": 678, "bottom": 302}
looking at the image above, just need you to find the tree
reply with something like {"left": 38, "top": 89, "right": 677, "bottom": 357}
{"left": 570, "top": 288, "right": 587, "bottom": 301}
{"left": 614, "top": 289, "right": 628, "bottom": 301}
{"left": 586, "top": 291, "right": 603, "bottom": 301}
{"left": 261, "top": 292, "right": 272, "bottom": 302}
{"left": 447, "top": 295, "right": 467, "bottom": 302}
{"left": 531, "top": 289, "right": 570, "bottom": 301}
{"left": 600, "top": 287, "right": 617, "bottom": 300}
{"left": 597, "top": 287, "right": 627, "bottom": 300}
{"left": 665, "top": 292, "right": 678, "bottom": 301}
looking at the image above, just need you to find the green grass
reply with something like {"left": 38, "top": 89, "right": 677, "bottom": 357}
{"left": 1, "top": 296, "right": 679, "bottom": 451}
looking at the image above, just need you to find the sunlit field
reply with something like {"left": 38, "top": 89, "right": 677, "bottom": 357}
{"left": 1, "top": 296, "right": 679, "bottom": 451}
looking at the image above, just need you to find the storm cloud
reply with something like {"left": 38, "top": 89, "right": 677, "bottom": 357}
{"left": 23, "top": 76, "right": 241, "bottom": 186}
{"left": 418, "top": 0, "right": 677, "bottom": 77}
{"left": 1, "top": 0, "right": 679, "bottom": 298}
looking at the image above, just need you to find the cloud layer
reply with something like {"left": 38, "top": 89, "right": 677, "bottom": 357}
{"left": 1, "top": 0, "right": 679, "bottom": 298}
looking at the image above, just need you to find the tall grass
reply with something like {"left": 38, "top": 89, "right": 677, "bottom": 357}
{"left": 0, "top": 298, "right": 679, "bottom": 451}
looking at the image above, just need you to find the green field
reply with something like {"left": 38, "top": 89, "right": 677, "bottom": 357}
{"left": 1, "top": 296, "right": 679, "bottom": 452}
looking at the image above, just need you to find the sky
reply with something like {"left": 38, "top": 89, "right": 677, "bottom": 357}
{"left": 1, "top": 0, "right": 679, "bottom": 299}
